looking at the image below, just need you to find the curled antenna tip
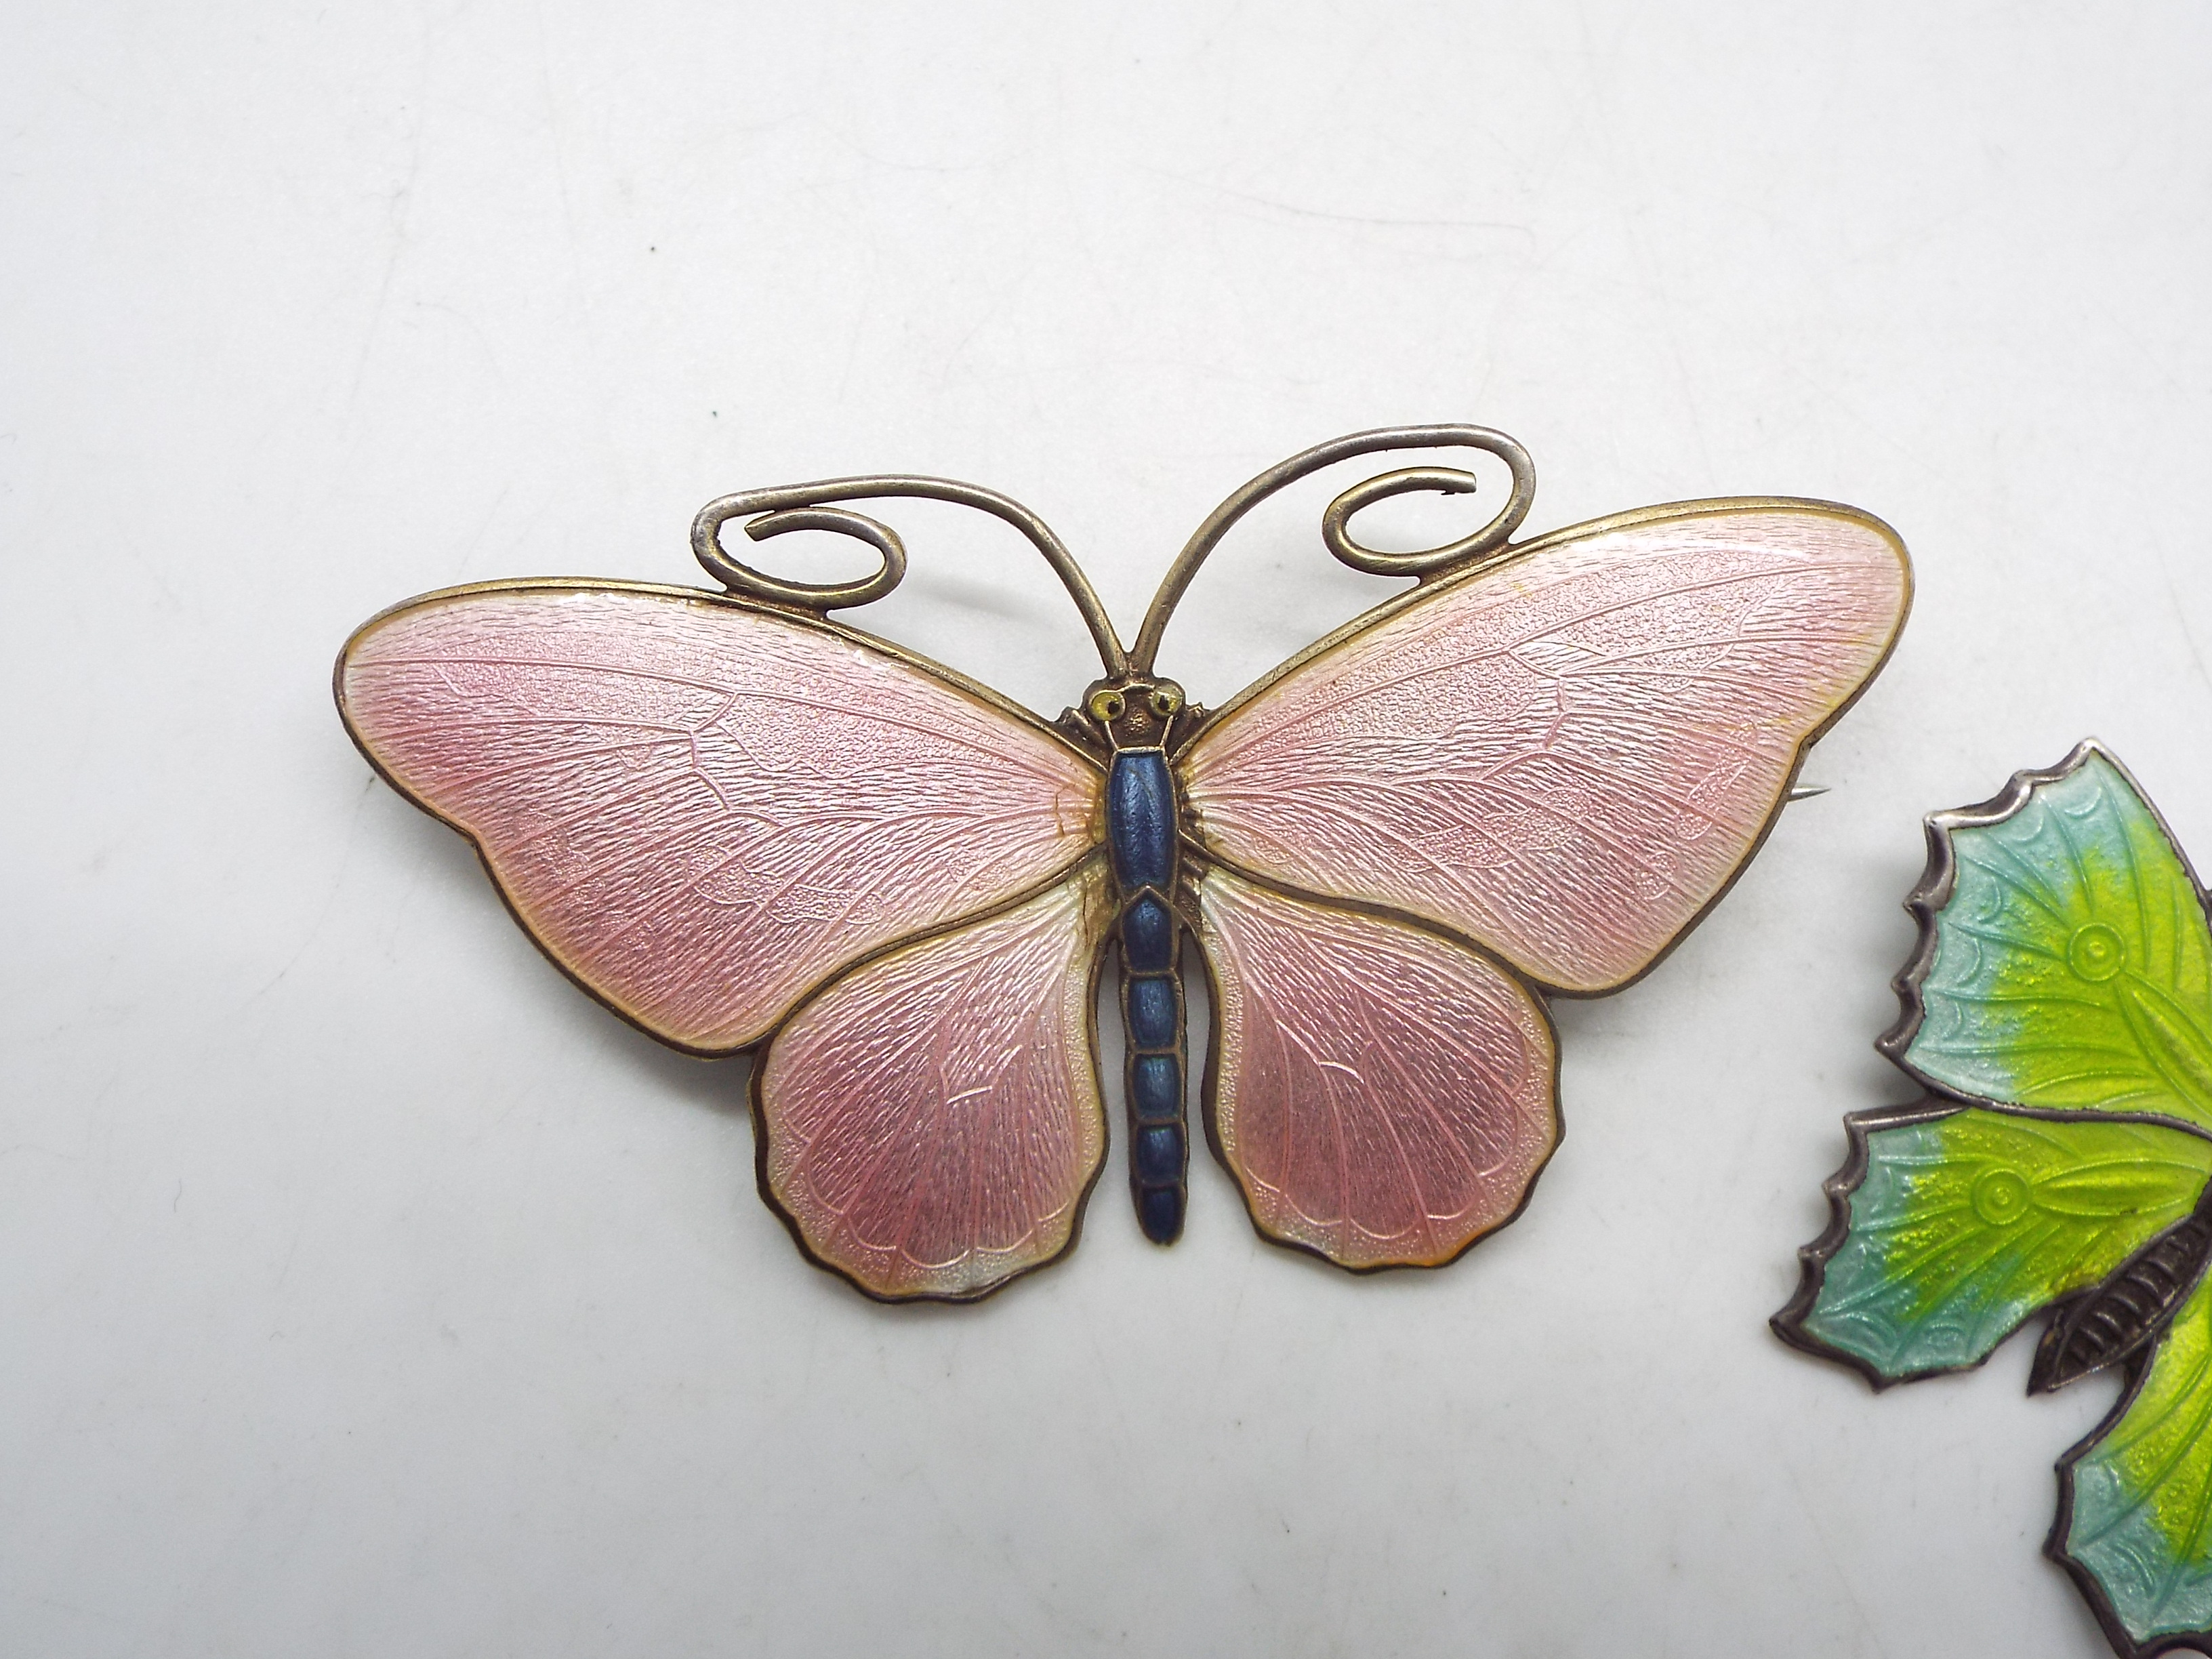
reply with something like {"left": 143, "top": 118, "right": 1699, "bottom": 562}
{"left": 1787, "top": 784, "right": 1830, "bottom": 803}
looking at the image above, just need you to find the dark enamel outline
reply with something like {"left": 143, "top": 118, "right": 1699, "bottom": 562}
{"left": 337, "top": 579, "right": 1118, "bottom": 1305}
{"left": 2047, "top": 1339, "right": 2212, "bottom": 1659}
{"left": 1776, "top": 739, "right": 2212, "bottom": 1379}
{"left": 1878, "top": 737, "right": 2212, "bottom": 1080}
{"left": 1159, "top": 497, "right": 1909, "bottom": 1264}
{"left": 746, "top": 855, "right": 1120, "bottom": 1306}
{"left": 333, "top": 574, "right": 1109, "bottom": 1065}
{"left": 1771, "top": 738, "right": 2212, "bottom": 1658}
{"left": 339, "top": 493, "right": 1911, "bottom": 1301}
{"left": 1180, "top": 853, "right": 1568, "bottom": 1273}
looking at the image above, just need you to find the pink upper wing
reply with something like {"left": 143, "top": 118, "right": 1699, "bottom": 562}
{"left": 1178, "top": 503, "right": 1910, "bottom": 993}
{"left": 337, "top": 581, "right": 1102, "bottom": 1052}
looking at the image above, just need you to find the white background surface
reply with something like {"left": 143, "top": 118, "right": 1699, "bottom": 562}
{"left": 6, "top": 4, "right": 2211, "bottom": 1655}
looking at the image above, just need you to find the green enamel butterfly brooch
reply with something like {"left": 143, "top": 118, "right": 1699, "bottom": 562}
{"left": 1777, "top": 741, "right": 2212, "bottom": 1658}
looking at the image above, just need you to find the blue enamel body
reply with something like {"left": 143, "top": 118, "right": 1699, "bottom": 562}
{"left": 1107, "top": 750, "right": 1187, "bottom": 1243}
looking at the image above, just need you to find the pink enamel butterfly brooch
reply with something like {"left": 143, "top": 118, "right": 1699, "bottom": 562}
{"left": 336, "top": 424, "right": 1912, "bottom": 1301}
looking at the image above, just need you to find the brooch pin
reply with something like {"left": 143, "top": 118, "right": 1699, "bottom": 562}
{"left": 338, "top": 424, "right": 1910, "bottom": 1301}
{"left": 1776, "top": 742, "right": 2212, "bottom": 1658}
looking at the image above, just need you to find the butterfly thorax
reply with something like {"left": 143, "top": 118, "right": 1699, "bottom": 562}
{"left": 2031, "top": 1177, "right": 2212, "bottom": 1394}
{"left": 1080, "top": 676, "right": 1191, "bottom": 1245}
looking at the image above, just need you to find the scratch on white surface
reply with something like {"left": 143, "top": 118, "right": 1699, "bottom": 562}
{"left": 243, "top": 773, "right": 377, "bottom": 1006}
{"left": 1570, "top": 2, "right": 1715, "bottom": 484}
{"left": 447, "top": 484, "right": 513, "bottom": 582}
{"left": 534, "top": 3, "right": 583, "bottom": 270}
{"left": 1139, "top": 164, "right": 1534, "bottom": 235}
{"left": 1779, "top": 1451, "right": 1896, "bottom": 1658}
{"left": 830, "top": 238, "right": 883, "bottom": 410}
{"left": 342, "top": 119, "right": 423, "bottom": 426}
{"left": 273, "top": 1217, "right": 305, "bottom": 1288}
{"left": 2158, "top": 551, "right": 2212, "bottom": 700}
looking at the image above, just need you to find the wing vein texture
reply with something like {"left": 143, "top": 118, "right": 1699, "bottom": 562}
{"left": 339, "top": 586, "right": 1102, "bottom": 1052}
{"left": 759, "top": 865, "right": 1111, "bottom": 1300}
{"left": 1196, "top": 865, "right": 1557, "bottom": 1269}
{"left": 2065, "top": 1275, "right": 2212, "bottom": 1643}
{"left": 1181, "top": 508, "right": 1908, "bottom": 992}
{"left": 1903, "top": 752, "right": 2212, "bottom": 1130}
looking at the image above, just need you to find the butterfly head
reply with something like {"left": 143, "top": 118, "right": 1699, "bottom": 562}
{"left": 1084, "top": 676, "right": 1185, "bottom": 752}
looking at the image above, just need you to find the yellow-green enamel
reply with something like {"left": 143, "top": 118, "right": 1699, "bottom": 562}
{"left": 1904, "top": 754, "right": 2212, "bottom": 1132}
{"left": 2065, "top": 1271, "right": 2212, "bottom": 1643}
{"left": 1787, "top": 748, "right": 2212, "bottom": 1653}
{"left": 1801, "top": 1107, "right": 2212, "bottom": 1379}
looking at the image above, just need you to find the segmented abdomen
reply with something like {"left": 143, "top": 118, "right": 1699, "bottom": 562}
{"left": 2032, "top": 1192, "right": 2212, "bottom": 1392}
{"left": 1107, "top": 752, "right": 1186, "bottom": 1244}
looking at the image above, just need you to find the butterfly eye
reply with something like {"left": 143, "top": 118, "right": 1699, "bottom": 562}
{"left": 1088, "top": 689, "right": 1126, "bottom": 722}
{"left": 1149, "top": 685, "right": 1183, "bottom": 718}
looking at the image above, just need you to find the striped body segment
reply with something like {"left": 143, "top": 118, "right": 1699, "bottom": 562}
{"left": 1107, "top": 749, "right": 1187, "bottom": 1243}
{"left": 2033, "top": 1184, "right": 2212, "bottom": 1393}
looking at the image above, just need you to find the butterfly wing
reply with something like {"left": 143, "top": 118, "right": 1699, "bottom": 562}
{"left": 1887, "top": 741, "right": 2212, "bottom": 1134}
{"left": 1177, "top": 500, "right": 1910, "bottom": 994}
{"left": 757, "top": 859, "right": 1113, "bottom": 1300}
{"left": 1173, "top": 499, "right": 1904, "bottom": 1267}
{"left": 337, "top": 580, "right": 1102, "bottom": 1054}
{"left": 1781, "top": 743, "right": 2212, "bottom": 1654}
{"left": 1780, "top": 744, "right": 2212, "bottom": 1382}
{"left": 1772, "top": 1101, "right": 2212, "bottom": 1387}
{"left": 1192, "top": 863, "right": 1557, "bottom": 1269}
{"left": 2053, "top": 1268, "right": 2212, "bottom": 1659}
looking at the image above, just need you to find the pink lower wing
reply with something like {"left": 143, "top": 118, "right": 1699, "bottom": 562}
{"left": 337, "top": 583, "right": 1101, "bottom": 1052}
{"left": 758, "top": 863, "right": 1111, "bottom": 1301}
{"left": 1179, "top": 505, "right": 1910, "bottom": 993}
{"left": 1195, "top": 865, "right": 1558, "bottom": 1269}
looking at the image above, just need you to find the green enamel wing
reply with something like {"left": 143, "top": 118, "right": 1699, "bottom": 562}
{"left": 1776, "top": 742, "right": 2212, "bottom": 1659}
